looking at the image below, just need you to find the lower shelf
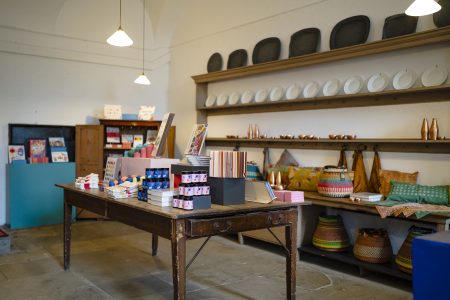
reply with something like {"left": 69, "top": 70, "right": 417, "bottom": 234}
{"left": 299, "top": 244, "right": 412, "bottom": 281}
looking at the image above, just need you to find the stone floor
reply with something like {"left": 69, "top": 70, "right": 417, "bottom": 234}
{"left": 0, "top": 221, "right": 412, "bottom": 299}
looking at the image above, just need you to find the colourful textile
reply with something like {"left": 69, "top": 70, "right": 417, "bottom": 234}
{"left": 287, "top": 166, "right": 321, "bottom": 191}
{"left": 368, "top": 151, "right": 381, "bottom": 193}
{"left": 387, "top": 182, "right": 449, "bottom": 205}
{"left": 352, "top": 150, "right": 369, "bottom": 193}
{"left": 378, "top": 169, "right": 418, "bottom": 196}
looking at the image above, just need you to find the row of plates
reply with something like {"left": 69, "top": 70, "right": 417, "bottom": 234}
{"left": 204, "top": 65, "right": 448, "bottom": 107}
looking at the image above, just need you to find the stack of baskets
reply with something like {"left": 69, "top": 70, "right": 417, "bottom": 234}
{"left": 312, "top": 214, "right": 350, "bottom": 252}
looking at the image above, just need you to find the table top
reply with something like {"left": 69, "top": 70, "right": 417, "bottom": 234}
{"left": 57, "top": 183, "right": 310, "bottom": 220}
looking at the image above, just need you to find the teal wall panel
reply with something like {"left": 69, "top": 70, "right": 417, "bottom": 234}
{"left": 7, "top": 163, "right": 75, "bottom": 229}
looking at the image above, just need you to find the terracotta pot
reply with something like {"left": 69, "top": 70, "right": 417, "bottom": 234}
{"left": 312, "top": 215, "right": 350, "bottom": 252}
{"left": 353, "top": 228, "right": 392, "bottom": 264}
{"left": 395, "top": 226, "right": 435, "bottom": 274}
{"left": 317, "top": 166, "right": 353, "bottom": 197}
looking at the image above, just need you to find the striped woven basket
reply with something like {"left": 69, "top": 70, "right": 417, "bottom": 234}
{"left": 317, "top": 166, "right": 353, "bottom": 197}
{"left": 395, "top": 226, "right": 435, "bottom": 274}
{"left": 353, "top": 228, "right": 392, "bottom": 264}
{"left": 312, "top": 215, "right": 350, "bottom": 252}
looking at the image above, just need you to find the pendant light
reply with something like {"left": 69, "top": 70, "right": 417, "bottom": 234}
{"left": 405, "top": 0, "right": 441, "bottom": 16}
{"left": 134, "top": 0, "right": 151, "bottom": 85}
{"left": 107, "top": 0, "right": 133, "bottom": 47}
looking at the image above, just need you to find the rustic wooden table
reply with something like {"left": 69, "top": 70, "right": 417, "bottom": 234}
{"left": 57, "top": 184, "right": 310, "bottom": 300}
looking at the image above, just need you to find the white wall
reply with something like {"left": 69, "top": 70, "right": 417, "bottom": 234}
{"left": 0, "top": 0, "right": 174, "bottom": 225}
{"left": 168, "top": 0, "right": 450, "bottom": 251}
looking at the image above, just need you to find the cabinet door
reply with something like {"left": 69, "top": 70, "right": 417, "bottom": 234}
{"left": 75, "top": 125, "right": 104, "bottom": 177}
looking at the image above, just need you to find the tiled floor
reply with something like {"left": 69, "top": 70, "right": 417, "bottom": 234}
{"left": 0, "top": 221, "right": 412, "bottom": 299}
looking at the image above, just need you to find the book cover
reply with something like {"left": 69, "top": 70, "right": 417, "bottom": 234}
{"left": 29, "top": 139, "right": 47, "bottom": 158}
{"left": 133, "top": 134, "right": 144, "bottom": 148}
{"left": 146, "top": 129, "right": 158, "bottom": 143}
{"left": 184, "top": 124, "right": 208, "bottom": 156}
{"left": 8, "top": 145, "right": 26, "bottom": 163}
{"left": 104, "top": 157, "right": 121, "bottom": 182}
{"left": 106, "top": 127, "right": 120, "bottom": 143}
{"left": 48, "top": 137, "right": 65, "bottom": 148}
{"left": 51, "top": 151, "right": 69, "bottom": 163}
{"left": 121, "top": 134, "right": 134, "bottom": 144}
{"left": 151, "top": 112, "right": 175, "bottom": 157}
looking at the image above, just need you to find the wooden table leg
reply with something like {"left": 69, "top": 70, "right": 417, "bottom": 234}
{"left": 285, "top": 209, "right": 298, "bottom": 300}
{"left": 152, "top": 234, "right": 159, "bottom": 256}
{"left": 171, "top": 220, "right": 186, "bottom": 300}
{"left": 63, "top": 197, "right": 73, "bottom": 271}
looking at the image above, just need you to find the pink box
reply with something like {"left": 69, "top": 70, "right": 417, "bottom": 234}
{"left": 284, "top": 191, "right": 304, "bottom": 203}
{"left": 274, "top": 190, "right": 286, "bottom": 201}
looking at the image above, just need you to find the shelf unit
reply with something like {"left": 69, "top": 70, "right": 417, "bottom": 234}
{"left": 206, "top": 138, "right": 450, "bottom": 154}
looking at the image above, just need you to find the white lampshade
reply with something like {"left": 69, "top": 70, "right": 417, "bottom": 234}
{"left": 134, "top": 73, "right": 151, "bottom": 85}
{"left": 405, "top": 0, "right": 441, "bottom": 16}
{"left": 107, "top": 27, "right": 133, "bottom": 47}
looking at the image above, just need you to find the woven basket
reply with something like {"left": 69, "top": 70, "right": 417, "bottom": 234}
{"left": 353, "top": 228, "right": 392, "bottom": 264}
{"left": 317, "top": 166, "right": 353, "bottom": 197}
{"left": 395, "top": 226, "right": 435, "bottom": 274}
{"left": 312, "top": 215, "right": 350, "bottom": 252}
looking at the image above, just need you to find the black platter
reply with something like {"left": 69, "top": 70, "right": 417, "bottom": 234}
{"left": 289, "top": 28, "right": 321, "bottom": 58}
{"left": 252, "top": 37, "right": 281, "bottom": 64}
{"left": 207, "top": 52, "right": 223, "bottom": 73}
{"left": 382, "top": 13, "right": 418, "bottom": 39}
{"left": 227, "top": 49, "right": 248, "bottom": 69}
{"left": 433, "top": 0, "right": 450, "bottom": 28}
{"left": 330, "top": 15, "right": 370, "bottom": 50}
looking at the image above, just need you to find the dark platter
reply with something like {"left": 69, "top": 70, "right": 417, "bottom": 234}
{"left": 433, "top": 0, "right": 450, "bottom": 28}
{"left": 227, "top": 49, "right": 248, "bottom": 69}
{"left": 289, "top": 28, "right": 321, "bottom": 58}
{"left": 382, "top": 13, "right": 418, "bottom": 39}
{"left": 207, "top": 52, "right": 223, "bottom": 73}
{"left": 252, "top": 37, "right": 281, "bottom": 64}
{"left": 330, "top": 15, "right": 370, "bottom": 50}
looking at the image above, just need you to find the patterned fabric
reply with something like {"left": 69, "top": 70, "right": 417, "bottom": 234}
{"left": 287, "top": 166, "right": 322, "bottom": 191}
{"left": 375, "top": 202, "right": 450, "bottom": 219}
{"left": 246, "top": 163, "right": 263, "bottom": 181}
{"left": 352, "top": 150, "right": 369, "bottom": 193}
{"left": 368, "top": 151, "right": 381, "bottom": 193}
{"left": 378, "top": 169, "right": 418, "bottom": 196}
{"left": 388, "top": 182, "right": 449, "bottom": 205}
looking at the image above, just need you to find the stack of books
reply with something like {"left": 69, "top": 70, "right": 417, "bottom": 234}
{"left": 49, "top": 137, "right": 68, "bottom": 163}
{"left": 29, "top": 139, "right": 48, "bottom": 163}
{"left": 148, "top": 189, "right": 177, "bottom": 207}
{"left": 75, "top": 173, "right": 99, "bottom": 190}
{"left": 349, "top": 192, "right": 384, "bottom": 202}
{"left": 105, "top": 182, "right": 138, "bottom": 199}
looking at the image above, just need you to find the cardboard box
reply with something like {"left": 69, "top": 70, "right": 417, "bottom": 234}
{"left": 193, "top": 195, "right": 211, "bottom": 209}
{"left": 209, "top": 177, "right": 245, "bottom": 205}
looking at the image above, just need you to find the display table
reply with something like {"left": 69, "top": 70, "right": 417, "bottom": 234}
{"left": 7, "top": 163, "right": 75, "bottom": 229}
{"left": 56, "top": 184, "right": 310, "bottom": 300}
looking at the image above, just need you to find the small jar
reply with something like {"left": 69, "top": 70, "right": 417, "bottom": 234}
{"left": 162, "top": 168, "right": 170, "bottom": 179}
{"left": 154, "top": 168, "right": 162, "bottom": 179}
{"left": 178, "top": 183, "right": 185, "bottom": 196}
{"left": 183, "top": 196, "right": 193, "bottom": 210}
{"left": 172, "top": 197, "right": 179, "bottom": 208}
{"left": 178, "top": 196, "right": 185, "bottom": 208}
{"left": 192, "top": 171, "right": 200, "bottom": 183}
{"left": 199, "top": 171, "right": 208, "bottom": 183}
{"left": 184, "top": 183, "right": 194, "bottom": 196}
{"left": 145, "top": 168, "right": 154, "bottom": 179}
{"left": 162, "top": 179, "right": 170, "bottom": 189}
{"left": 181, "top": 171, "right": 192, "bottom": 184}
{"left": 153, "top": 179, "right": 162, "bottom": 190}
{"left": 193, "top": 183, "right": 202, "bottom": 196}
{"left": 202, "top": 184, "right": 210, "bottom": 195}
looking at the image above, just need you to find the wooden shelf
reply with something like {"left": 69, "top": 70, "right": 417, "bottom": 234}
{"left": 192, "top": 27, "right": 450, "bottom": 84}
{"left": 198, "top": 85, "right": 450, "bottom": 115}
{"left": 104, "top": 147, "right": 132, "bottom": 150}
{"left": 99, "top": 119, "right": 161, "bottom": 127}
{"left": 299, "top": 245, "right": 412, "bottom": 281}
{"left": 206, "top": 138, "right": 450, "bottom": 154}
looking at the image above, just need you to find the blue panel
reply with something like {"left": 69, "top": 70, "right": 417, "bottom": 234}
{"left": 413, "top": 231, "right": 450, "bottom": 300}
{"left": 7, "top": 163, "right": 75, "bottom": 229}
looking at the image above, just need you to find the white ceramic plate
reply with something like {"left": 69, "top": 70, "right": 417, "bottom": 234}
{"left": 285, "top": 84, "right": 301, "bottom": 100}
{"left": 421, "top": 65, "right": 448, "bottom": 87}
{"left": 255, "top": 89, "right": 269, "bottom": 103}
{"left": 241, "top": 90, "right": 254, "bottom": 104}
{"left": 228, "top": 92, "right": 241, "bottom": 105}
{"left": 322, "top": 79, "right": 340, "bottom": 96}
{"left": 343, "top": 76, "right": 364, "bottom": 94}
{"left": 269, "top": 86, "right": 284, "bottom": 101}
{"left": 367, "top": 73, "right": 389, "bottom": 93}
{"left": 216, "top": 93, "right": 229, "bottom": 106}
{"left": 393, "top": 69, "right": 416, "bottom": 90}
{"left": 303, "top": 82, "right": 320, "bottom": 98}
{"left": 205, "top": 95, "right": 216, "bottom": 107}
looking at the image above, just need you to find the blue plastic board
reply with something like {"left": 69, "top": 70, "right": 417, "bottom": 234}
{"left": 7, "top": 163, "right": 75, "bottom": 229}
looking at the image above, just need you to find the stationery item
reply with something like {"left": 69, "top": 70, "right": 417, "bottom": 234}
{"left": 209, "top": 150, "right": 247, "bottom": 178}
{"left": 367, "top": 73, "right": 389, "bottom": 93}
{"left": 104, "top": 104, "right": 122, "bottom": 120}
{"left": 151, "top": 112, "right": 175, "bottom": 157}
{"left": 121, "top": 134, "right": 133, "bottom": 145}
{"left": 8, "top": 145, "right": 26, "bottom": 163}
{"left": 48, "top": 137, "right": 65, "bottom": 148}
{"left": 106, "top": 127, "right": 120, "bottom": 143}
{"left": 133, "top": 134, "right": 144, "bottom": 148}
{"left": 184, "top": 124, "right": 208, "bottom": 156}
{"left": 138, "top": 105, "right": 155, "bottom": 120}
{"left": 75, "top": 173, "right": 100, "bottom": 190}
{"left": 104, "top": 157, "right": 121, "bottom": 183}
{"left": 393, "top": 69, "right": 416, "bottom": 90}
{"left": 245, "top": 181, "right": 275, "bottom": 204}
{"left": 29, "top": 139, "right": 47, "bottom": 158}
{"left": 51, "top": 151, "right": 69, "bottom": 163}
{"left": 421, "top": 65, "right": 448, "bottom": 87}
